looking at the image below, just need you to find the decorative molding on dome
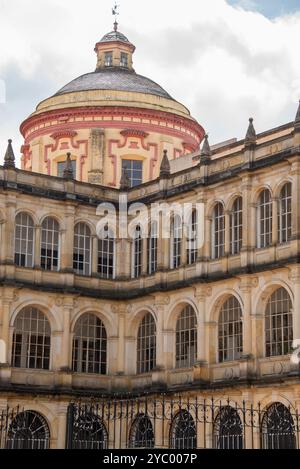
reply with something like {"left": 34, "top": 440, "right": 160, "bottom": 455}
{"left": 120, "top": 129, "right": 149, "bottom": 139}
{"left": 50, "top": 130, "right": 78, "bottom": 140}
{"left": 21, "top": 107, "right": 204, "bottom": 148}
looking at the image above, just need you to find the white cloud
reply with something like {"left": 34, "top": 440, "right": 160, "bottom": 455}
{"left": 0, "top": 0, "right": 300, "bottom": 163}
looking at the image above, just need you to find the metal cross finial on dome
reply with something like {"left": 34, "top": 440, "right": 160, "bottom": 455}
{"left": 112, "top": 2, "right": 120, "bottom": 31}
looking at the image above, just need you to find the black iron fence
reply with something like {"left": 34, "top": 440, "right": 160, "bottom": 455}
{"left": 66, "top": 396, "right": 300, "bottom": 450}
{"left": 0, "top": 396, "right": 299, "bottom": 449}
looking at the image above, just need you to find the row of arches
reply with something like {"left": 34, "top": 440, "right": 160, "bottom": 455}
{"left": 13, "top": 181, "right": 293, "bottom": 278}
{"left": 5, "top": 402, "right": 296, "bottom": 449}
{"left": 10, "top": 286, "right": 293, "bottom": 374}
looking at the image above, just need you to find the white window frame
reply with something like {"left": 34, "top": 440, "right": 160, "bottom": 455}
{"left": 73, "top": 223, "right": 92, "bottom": 276}
{"left": 14, "top": 212, "right": 35, "bottom": 268}
{"left": 212, "top": 203, "right": 225, "bottom": 260}
{"left": 257, "top": 189, "right": 272, "bottom": 249}
{"left": 41, "top": 217, "right": 60, "bottom": 272}
{"left": 218, "top": 297, "right": 243, "bottom": 363}
{"left": 230, "top": 197, "right": 243, "bottom": 256}
{"left": 278, "top": 183, "right": 292, "bottom": 244}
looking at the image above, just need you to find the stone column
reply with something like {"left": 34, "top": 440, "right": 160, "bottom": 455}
{"left": 60, "top": 205, "right": 75, "bottom": 272}
{"left": 272, "top": 198, "right": 278, "bottom": 245}
{"left": 111, "top": 304, "right": 127, "bottom": 376}
{"left": 224, "top": 210, "right": 231, "bottom": 256}
{"left": 289, "top": 266, "right": 300, "bottom": 350}
{"left": 241, "top": 176, "right": 253, "bottom": 266}
{"left": 157, "top": 211, "right": 169, "bottom": 270}
{"left": 34, "top": 225, "right": 41, "bottom": 268}
{"left": 142, "top": 238, "right": 148, "bottom": 276}
{"left": 58, "top": 297, "right": 73, "bottom": 371}
{"left": 92, "top": 236, "right": 98, "bottom": 275}
{"left": 1, "top": 288, "right": 15, "bottom": 364}
{"left": 56, "top": 403, "right": 69, "bottom": 449}
{"left": 2, "top": 198, "right": 16, "bottom": 265}
{"left": 239, "top": 277, "right": 255, "bottom": 357}
{"left": 115, "top": 238, "right": 131, "bottom": 279}
{"left": 291, "top": 160, "right": 300, "bottom": 240}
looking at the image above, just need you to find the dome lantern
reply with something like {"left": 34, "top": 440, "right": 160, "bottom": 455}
{"left": 94, "top": 22, "right": 135, "bottom": 72}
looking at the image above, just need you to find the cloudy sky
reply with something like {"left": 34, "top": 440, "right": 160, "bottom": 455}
{"left": 0, "top": 0, "right": 300, "bottom": 164}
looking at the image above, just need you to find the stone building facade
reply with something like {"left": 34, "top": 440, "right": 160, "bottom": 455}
{"left": 0, "top": 23, "right": 300, "bottom": 449}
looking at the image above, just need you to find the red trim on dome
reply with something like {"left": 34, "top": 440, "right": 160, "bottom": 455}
{"left": 20, "top": 106, "right": 205, "bottom": 148}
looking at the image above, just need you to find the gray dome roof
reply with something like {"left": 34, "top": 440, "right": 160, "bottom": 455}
{"left": 55, "top": 67, "right": 173, "bottom": 100}
{"left": 100, "top": 30, "right": 130, "bottom": 44}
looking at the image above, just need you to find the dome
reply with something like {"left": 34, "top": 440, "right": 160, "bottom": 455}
{"left": 55, "top": 67, "right": 174, "bottom": 100}
{"left": 100, "top": 30, "right": 131, "bottom": 44}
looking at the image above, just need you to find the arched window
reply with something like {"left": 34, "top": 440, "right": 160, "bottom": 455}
{"left": 278, "top": 183, "right": 292, "bottom": 244}
{"left": 41, "top": 217, "right": 60, "bottom": 271}
{"left": 176, "top": 305, "right": 197, "bottom": 368}
{"left": 6, "top": 411, "right": 50, "bottom": 450}
{"left": 129, "top": 414, "right": 154, "bottom": 448}
{"left": 147, "top": 221, "right": 158, "bottom": 275}
{"left": 72, "top": 314, "right": 107, "bottom": 375}
{"left": 97, "top": 226, "right": 115, "bottom": 279}
{"left": 212, "top": 203, "right": 225, "bottom": 259}
{"left": 265, "top": 288, "right": 293, "bottom": 357}
{"left": 261, "top": 403, "right": 296, "bottom": 449}
{"left": 171, "top": 215, "right": 182, "bottom": 269}
{"left": 12, "top": 307, "right": 51, "bottom": 370}
{"left": 218, "top": 297, "right": 243, "bottom": 363}
{"left": 69, "top": 405, "right": 108, "bottom": 449}
{"left": 170, "top": 410, "right": 197, "bottom": 449}
{"left": 230, "top": 197, "right": 243, "bottom": 255}
{"left": 214, "top": 406, "right": 243, "bottom": 449}
{"left": 14, "top": 213, "right": 34, "bottom": 268}
{"left": 257, "top": 189, "right": 272, "bottom": 248}
{"left": 73, "top": 223, "right": 91, "bottom": 276}
{"left": 133, "top": 225, "right": 142, "bottom": 278}
{"left": 187, "top": 209, "right": 197, "bottom": 265}
{"left": 137, "top": 313, "right": 156, "bottom": 374}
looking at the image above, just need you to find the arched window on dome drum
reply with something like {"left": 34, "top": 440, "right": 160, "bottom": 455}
{"left": 265, "top": 288, "right": 293, "bottom": 358}
{"left": 129, "top": 415, "right": 154, "bottom": 449}
{"left": 212, "top": 203, "right": 225, "bottom": 259}
{"left": 175, "top": 305, "right": 197, "bottom": 369}
{"left": 187, "top": 209, "right": 197, "bottom": 265}
{"left": 137, "top": 313, "right": 156, "bottom": 375}
{"left": 41, "top": 217, "right": 60, "bottom": 271}
{"left": 72, "top": 314, "right": 107, "bottom": 375}
{"left": 133, "top": 225, "right": 143, "bottom": 278}
{"left": 6, "top": 411, "right": 50, "bottom": 450}
{"left": 12, "top": 307, "right": 51, "bottom": 370}
{"left": 73, "top": 223, "right": 91, "bottom": 276}
{"left": 218, "top": 297, "right": 243, "bottom": 363}
{"left": 230, "top": 197, "right": 243, "bottom": 255}
{"left": 278, "top": 183, "right": 292, "bottom": 244}
{"left": 69, "top": 406, "right": 108, "bottom": 449}
{"left": 261, "top": 403, "right": 296, "bottom": 449}
{"left": 170, "top": 410, "right": 197, "bottom": 449}
{"left": 214, "top": 406, "right": 243, "bottom": 449}
{"left": 147, "top": 221, "right": 158, "bottom": 275}
{"left": 257, "top": 189, "right": 272, "bottom": 248}
{"left": 171, "top": 215, "right": 182, "bottom": 269}
{"left": 14, "top": 213, "right": 34, "bottom": 268}
{"left": 97, "top": 226, "right": 115, "bottom": 279}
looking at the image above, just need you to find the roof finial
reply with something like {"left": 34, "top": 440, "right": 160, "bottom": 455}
{"left": 4, "top": 139, "right": 16, "bottom": 169}
{"left": 160, "top": 150, "right": 171, "bottom": 178}
{"left": 245, "top": 117, "right": 257, "bottom": 147}
{"left": 63, "top": 153, "right": 74, "bottom": 180}
{"left": 112, "top": 2, "right": 119, "bottom": 31}
{"left": 120, "top": 167, "right": 131, "bottom": 191}
{"left": 201, "top": 134, "right": 212, "bottom": 159}
{"left": 295, "top": 100, "right": 300, "bottom": 123}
